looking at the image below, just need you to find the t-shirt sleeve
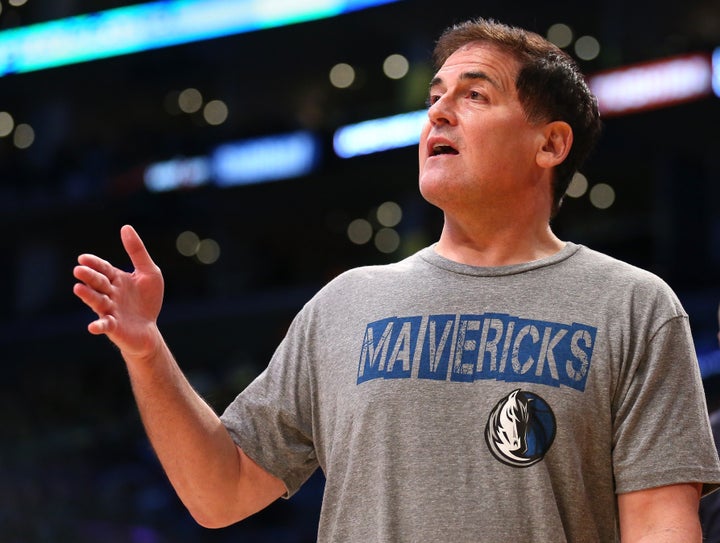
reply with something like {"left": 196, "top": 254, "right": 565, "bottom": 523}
{"left": 219, "top": 310, "right": 319, "bottom": 498}
{"left": 612, "top": 315, "right": 720, "bottom": 496}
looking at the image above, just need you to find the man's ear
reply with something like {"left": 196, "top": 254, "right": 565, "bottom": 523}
{"left": 536, "top": 121, "right": 573, "bottom": 169}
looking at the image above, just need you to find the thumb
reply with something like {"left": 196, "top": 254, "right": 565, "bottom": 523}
{"left": 120, "top": 224, "right": 158, "bottom": 272}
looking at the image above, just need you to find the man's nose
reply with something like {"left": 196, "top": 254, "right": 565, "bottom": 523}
{"left": 427, "top": 95, "right": 456, "bottom": 125}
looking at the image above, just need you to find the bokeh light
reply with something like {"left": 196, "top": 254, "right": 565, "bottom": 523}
{"left": 196, "top": 238, "right": 221, "bottom": 264}
{"left": 176, "top": 231, "right": 200, "bottom": 256}
{"left": 13, "top": 123, "right": 34, "bottom": 149}
{"left": 547, "top": 23, "right": 573, "bottom": 48}
{"left": 203, "top": 99, "right": 228, "bottom": 125}
{"left": 0, "top": 111, "right": 15, "bottom": 137}
{"left": 374, "top": 228, "right": 400, "bottom": 253}
{"left": 566, "top": 172, "right": 589, "bottom": 198}
{"left": 589, "top": 183, "right": 616, "bottom": 209}
{"left": 376, "top": 201, "right": 402, "bottom": 227}
{"left": 329, "top": 63, "right": 355, "bottom": 88}
{"left": 347, "top": 218, "right": 373, "bottom": 244}
{"left": 178, "top": 87, "right": 203, "bottom": 113}
{"left": 383, "top": 54, "right": 409, "bottom": 80}
{"left": 575, "top": 35, "right": 601, "bottom": 61}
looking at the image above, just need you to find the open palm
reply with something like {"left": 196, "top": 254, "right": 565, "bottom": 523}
{"left": 73, "top": 225, "right": 165, "bottom": 360}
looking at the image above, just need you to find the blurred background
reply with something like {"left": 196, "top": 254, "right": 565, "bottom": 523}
{"left": 1, "top": 0, "right": 719, "bottom": 541}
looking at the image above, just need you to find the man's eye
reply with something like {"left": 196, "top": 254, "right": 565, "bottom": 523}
{"left": 425, "top": 95, "right": 441, "bottom": 108}
{"left": 469, "top": 91, "right": 485, "bottom": 100}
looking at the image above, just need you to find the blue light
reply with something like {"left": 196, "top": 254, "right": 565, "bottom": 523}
{"left": 713, "top": 47, "right": 720, "bottom": 98}
{"left": 0, "top": 0, "right": 401, "bottom": 77}
{"left": 588, "top": 53, "right": 713, "bottom": 116}
{"left": 144, "top": 156, "right": 212, "bottom": 192}
{"left": 333, "top": 109, "right": 426, "bottom": 158}
{"left": 212, "top": 131, "right": 320, "bottom": 186}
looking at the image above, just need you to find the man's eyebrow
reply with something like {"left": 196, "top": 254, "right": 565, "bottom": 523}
{"left": 429, "top": 71, "right": 502, "bottom": 91}
{"left": 461, "top": 71, "right": 502, "bottom": 89}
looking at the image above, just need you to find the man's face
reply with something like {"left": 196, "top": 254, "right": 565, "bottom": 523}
{"left": 418, "top": 42, "right": 546, "bottom": 215}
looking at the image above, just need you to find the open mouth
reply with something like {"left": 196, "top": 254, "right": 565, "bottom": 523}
{"left": 431, "top": 144, "right": 458, "bottom": 156}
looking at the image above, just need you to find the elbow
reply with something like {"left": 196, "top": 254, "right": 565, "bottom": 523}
{"left": 181, "top": 492, "right": 254, "bottom": 529}
{"left": 192, "top": 516, "right": 234, "bottom": 530}
{"left": 178, "top": 445, "right": 287, "bottom": 529}
{"left": 188, "top": 506, "right": 251, "bottom": 530}
{"left": 191, "top": 510, "right": 231, "bottom": 530}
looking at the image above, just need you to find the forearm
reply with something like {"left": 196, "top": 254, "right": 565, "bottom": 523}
{"left": 123, "top": 336, "right": 261, "bottom": 527}
{"left": 618, "top": 483, "right": 703, "bottom": 543}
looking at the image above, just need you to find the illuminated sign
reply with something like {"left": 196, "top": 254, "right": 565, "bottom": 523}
{"left": 144, "top": 156, "right": 211, "bottom": 192}
{"left": 144, "top": 131, "right": 320, "bottom": 192}
{"left": 588, "top": 53, "right": 713, "bottom": 116}
{"left": 0, "top": 0, "right": 401, "bottom": 77}
{"left": 213, "top": 131, "right": 320, "bottom": 186}
{"left": 333, "top": 109, "right": 426, "bottom": 158}
{"left": 713, "top": 47, "right": 720, "bottom": 98}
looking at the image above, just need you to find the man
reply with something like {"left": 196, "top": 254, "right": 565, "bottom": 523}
{"left": 73, "top": 17, "right": 720, "bottom": 542}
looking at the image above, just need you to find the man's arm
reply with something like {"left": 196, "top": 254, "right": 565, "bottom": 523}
{"left": 73, "top": 225, "right": 286, "bottom": 527}
{"left": 122, "top": 337, "right": 286, "bottom": 527}
{"left": 618, "top": 482, "right": 702, "bottom": 542}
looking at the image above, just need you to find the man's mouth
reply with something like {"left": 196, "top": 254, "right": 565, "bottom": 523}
{"left": 430, "top": 143, "right": 459, "bottom": 157}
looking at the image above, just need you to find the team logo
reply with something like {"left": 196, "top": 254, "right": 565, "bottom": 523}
{"left": 485, "top": 389, "right": 556, "bottom": 467}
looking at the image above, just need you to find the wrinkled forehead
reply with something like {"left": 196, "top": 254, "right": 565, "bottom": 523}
{"left": 433, "top": 42, "right": 520, "bottom": 92}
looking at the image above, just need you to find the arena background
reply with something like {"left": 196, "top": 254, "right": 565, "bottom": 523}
{"left": 1, "top": 0, "right": 719, "bottom": 541}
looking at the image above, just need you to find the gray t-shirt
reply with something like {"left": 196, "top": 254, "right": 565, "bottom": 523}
{"left": 221, "top": 242, "right": 720, "bottom": 542}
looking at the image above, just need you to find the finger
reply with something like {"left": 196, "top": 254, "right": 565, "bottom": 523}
{"left": 73, "top": 282, "right": 113, "bottom": 315}
{"left": 120, "top": 225, "right": 158, "bottom": 273}
{"left": 77, "top": 253, "right": 119, "bottom": 279}
{"left": 73, "top": 264, "right": 113, "bottom": 294}
{"left": 73, "top": 283, "right": 116, "bottom": 335}
{"left": 88, "top": 315, "right": 117, "bottom": 336}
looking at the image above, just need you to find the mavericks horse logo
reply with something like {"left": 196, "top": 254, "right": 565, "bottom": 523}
{"left": 485, "top": 389, "right": 556, "bottom": 467}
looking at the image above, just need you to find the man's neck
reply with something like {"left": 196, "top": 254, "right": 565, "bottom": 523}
{"left": 434, "top": 220, "right": 565, "bottom": 267}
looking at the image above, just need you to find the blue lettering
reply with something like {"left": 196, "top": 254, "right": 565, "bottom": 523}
{"left": 418, "top": 315, "right": 456, "bottom": 381}
{"left": 477, "top": 317, "right": 504, "bottom": 374}
{"left": 357, "top": 313, "right": 596, "bottom": 391}
{"left": 451, "top": 316, "right": 482, "bottom": 382}
{"left": 512, "top": 324, "right": 540, "bottom": 375}
{"left": 357, "top": 318, "right": 394, "bottom": 383}
{"left": 386, "top": 320, "right": 414, "bottom": 377}
{"left": 357, "top": 317, "right": 420, "bottom": 383}
{"left": 565, "top": 326, "right": 594, "bottom": 389}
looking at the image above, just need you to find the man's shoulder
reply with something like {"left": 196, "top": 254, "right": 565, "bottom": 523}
{"left": 312, "top": 249, "right": 429, "bottom": 296}
{"left": 571, "top": 243, "right": 651, "bottom": 272}
{"left": 570, "top": 243, "right": 670, "bottom": 285}
{"left": 567, "top": 244, "right": 684, "bottom": 313}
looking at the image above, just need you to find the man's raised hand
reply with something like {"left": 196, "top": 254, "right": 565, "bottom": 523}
{"left": 73, "top": 225, "right": 165, "bottom": 361}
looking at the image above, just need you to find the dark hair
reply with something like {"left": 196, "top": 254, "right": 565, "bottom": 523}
{"left": 433, "top": 18, "right": 602, "bottom": 217}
